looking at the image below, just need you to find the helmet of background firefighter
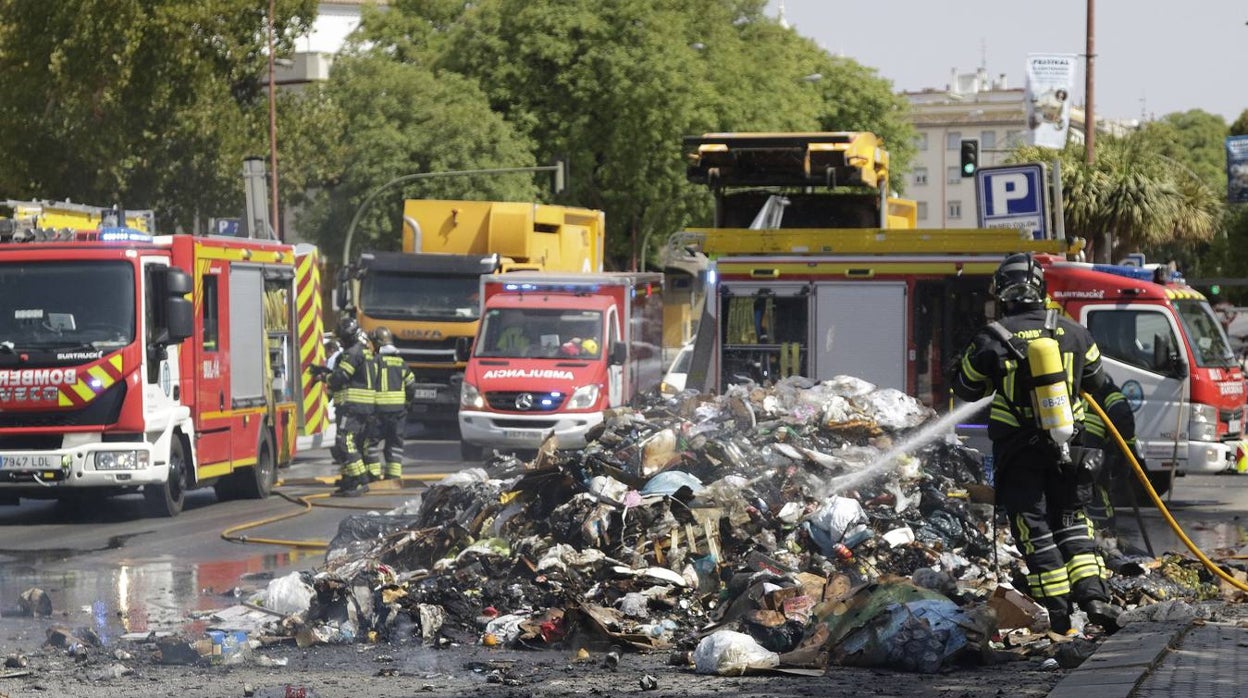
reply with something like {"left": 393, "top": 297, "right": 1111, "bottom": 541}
{"left": 336, "top": 316, "right": 360, "bottom": 346}
{"left": 371, "top": 326, "right": 394, "bottom": 348}
{"left": 991, "top": 252, "right": 1046, "bottom": 314}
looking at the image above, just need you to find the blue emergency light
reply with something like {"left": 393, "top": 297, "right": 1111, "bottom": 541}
{"left": 96, "top": 227, "right": 154, "bottom": 243}
{"left": 502, "top": 282, "right": 601, "bottom": 293}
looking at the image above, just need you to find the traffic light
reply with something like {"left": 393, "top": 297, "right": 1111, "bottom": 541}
{"left": 960, "top": 140, "right": 979, "bottom": 178}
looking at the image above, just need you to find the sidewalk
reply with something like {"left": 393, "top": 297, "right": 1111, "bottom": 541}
{"left": 1049, "top": 616, "right": 1248, "bottom": 698}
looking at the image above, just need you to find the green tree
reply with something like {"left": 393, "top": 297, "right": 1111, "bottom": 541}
{"left": 293, "top": 53, "right": 539, "bottom": 259}
{"left": 422, "top": 0, "right": 912, "bottom": 268}
{"left": 1231, "top": 109, "right": 1248, "bottom": 137}
{"left": 0, "top": 0, "right": 316, "bottom": 232}
{"left": 1012, "top": 131, "right": 1223, "bottom": 263}
{"left": 1135, "top": 110, "right": 1228, "bottom": 193}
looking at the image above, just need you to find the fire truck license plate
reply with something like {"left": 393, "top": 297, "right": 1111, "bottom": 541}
{"left": 0, "top": 454, "right": 59, "bottom": 469}
{"left": 413, "top": 388, "right": 437, "bottom": 400}
{"left": 504, "top": 430, "right": 543, "bottom": 443}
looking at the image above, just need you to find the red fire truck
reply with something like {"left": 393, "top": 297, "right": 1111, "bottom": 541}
{"left": 0, "top": 202, "right": 327, "bottom": 516}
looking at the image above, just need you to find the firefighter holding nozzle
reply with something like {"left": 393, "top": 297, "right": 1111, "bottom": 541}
{"left": 949, "top": 253, "right": 1124, "bottom": 635}
{"left": 327, "top": 316, "right": 376, "bottom": 497}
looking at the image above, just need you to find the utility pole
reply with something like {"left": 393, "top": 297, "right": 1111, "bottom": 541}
{"left": 267, "top": 0, "right": 281, "bottom": 241}
{"left": 1085, "top": 0, "right": 1096, "bottom": 165}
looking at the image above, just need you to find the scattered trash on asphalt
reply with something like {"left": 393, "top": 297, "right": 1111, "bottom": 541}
{"left": 10, "top": 377, "right": 1248, "bottom": 680}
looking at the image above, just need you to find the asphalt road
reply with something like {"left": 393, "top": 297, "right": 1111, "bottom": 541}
{"left": 0, "top": 428, "right": 466, "bottom": 632}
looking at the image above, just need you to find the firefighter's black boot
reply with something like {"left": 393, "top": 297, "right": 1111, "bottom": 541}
{"left": 1040, "top": 597, "right": 1073, "bottom": 635}
{"left": 1080, "top": 599, "right": 1123, "bottom": 634}
{"left": 333, "top": 474, "right": 367, "bottom": 497}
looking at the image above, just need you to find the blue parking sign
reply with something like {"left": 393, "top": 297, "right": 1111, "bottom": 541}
{"left": 976, "top": 164, "right": 1049, "bottom": 239}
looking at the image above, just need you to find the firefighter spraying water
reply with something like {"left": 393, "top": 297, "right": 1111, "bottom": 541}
{"left": 950, "top": 252, "right": 1124, "bottom": 635}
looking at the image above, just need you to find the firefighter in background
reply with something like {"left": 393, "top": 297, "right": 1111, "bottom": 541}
{"left": 949, "top": 253, "right": 1123, "bottom": 635}
{"left": 327, "top": 316, "right": 376, "bottom": 496}
{"left": 371, "top": 326, "right": 415, "bottom": 480}
{"left": 1081, "top": 379, "right": 1144, "bottom": 532}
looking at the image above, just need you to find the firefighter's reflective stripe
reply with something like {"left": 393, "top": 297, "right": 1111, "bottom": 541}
{"left": 1026, "top": 567, "right": 1072, "bottom": 599}
{"left": 295, "top": 247, "right": 327, "bottom": 435}
{"left": 335, "top": 347, "right": 376, "bottom": 407}
{"left": 375, "top": 354, "right": 412, "bottom": 408}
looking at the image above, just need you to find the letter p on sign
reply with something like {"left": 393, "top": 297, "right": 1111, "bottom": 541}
{"left": 989, "top": 173, "right": 1029, "bottom": 216}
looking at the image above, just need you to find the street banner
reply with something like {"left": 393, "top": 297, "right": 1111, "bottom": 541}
{"left": 1227, "top": 135, "right": 1248, "bottom": 203}
{"left": 1025, "top": 54, "right": 1077, "bottom": 149}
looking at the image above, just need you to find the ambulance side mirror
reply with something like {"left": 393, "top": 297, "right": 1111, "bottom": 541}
{"left": 1153, "top": 333, "right": 1188, "bottom": 379}
{"left": 609, "top": 343, "right": 628, "bottom": 366}
{"left": 454, "top": 337, "right": 471, "bottom": 363}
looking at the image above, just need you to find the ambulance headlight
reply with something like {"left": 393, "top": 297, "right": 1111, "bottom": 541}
{"left": 94, "top": 450, "right": 150, "bottom": 471}
{"left": 567, "top": 384, "right": 600, "bottom": 410}
{"left": 460, "top": 382, "right": 484, "bottom": 409}
{"left": 1188, "top": 403, "right": 1218, "bottom": 442}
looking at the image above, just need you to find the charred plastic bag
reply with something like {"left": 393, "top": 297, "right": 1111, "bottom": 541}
{"left": 326, "top": 514, "right": 423, "bottom": 563}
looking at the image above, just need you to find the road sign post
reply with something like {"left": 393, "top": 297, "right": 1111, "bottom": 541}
{"left": 975, "top": 163, "right": 1051, "bottom": 240}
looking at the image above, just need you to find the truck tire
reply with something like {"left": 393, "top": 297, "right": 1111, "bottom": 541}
{"left": 145, "top": 436, "right": 187, "bottom": 518}
{"left": 236, "top": 434, "right": 277, "bottom": 500}
{"left": 460, "top": 441, "right": 484, "bottom": 462}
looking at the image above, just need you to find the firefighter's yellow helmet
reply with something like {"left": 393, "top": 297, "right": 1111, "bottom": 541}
{"left": 581, "top": 338, "right": 599, "bottom": 355}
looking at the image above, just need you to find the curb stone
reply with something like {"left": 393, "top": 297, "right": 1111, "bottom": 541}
{"left": 1046, "top": 621, "right": 1191, "bottom": 698}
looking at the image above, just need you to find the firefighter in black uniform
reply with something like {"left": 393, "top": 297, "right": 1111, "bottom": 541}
{"left": 950, "top": 253, "right": 1123, "bottom": 634}
{"left": 371, "top": 326, "right": 415, "bottom": 480}
{"left": 327, "top": 316, "right": 376, "bottom": 496}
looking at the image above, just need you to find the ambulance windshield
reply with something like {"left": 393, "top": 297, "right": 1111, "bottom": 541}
{"left": 476, "top": 308, "right": 603, "bottom": 359}
{"left": 1174, "top": 299, "right": 1237, "bottom": 369}
{"left": 0, "top": 261, "right": 135, "bottom": 350}
{"left": 360, "top": 271, "right": 480, "bottom": 321}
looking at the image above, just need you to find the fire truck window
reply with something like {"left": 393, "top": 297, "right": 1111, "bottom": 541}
{"left": 0, "top": 261, "right": 133, "bottom": 350}
{"left": 1087, "top": 310, "right": 1172, "bottom": 373}
{"left": 202, "top": 275, "right": 219, "bottom": 352}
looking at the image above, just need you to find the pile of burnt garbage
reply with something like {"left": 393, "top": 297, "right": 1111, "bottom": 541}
{"left": 19, "top": 377, "right": 1244, "bottom": 678}
{"left": 241, "top": 375, "right": 1241, "bottom": 675}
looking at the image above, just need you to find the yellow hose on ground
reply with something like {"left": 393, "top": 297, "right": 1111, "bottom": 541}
{"left": 1082, "top": 391, "right": 1248, "bottom": 593}
{"left": 219, "top": 473, "right": 450, "bottom": 548}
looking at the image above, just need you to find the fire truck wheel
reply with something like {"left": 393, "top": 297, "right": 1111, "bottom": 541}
{"left": 460, "top": 440, "right": 484, "bottom": 462}
{"left": 236, "top": 434, "right": 276, "bottom": 500}
{"left": 144, "top": 436, "right": 187, "bottom": 518}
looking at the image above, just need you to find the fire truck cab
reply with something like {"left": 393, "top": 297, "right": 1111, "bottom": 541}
{"left": 0, "top": 201, "right": 326, "bottom": 516}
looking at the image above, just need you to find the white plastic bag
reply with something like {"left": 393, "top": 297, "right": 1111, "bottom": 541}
{"left": 262, "top": 572, "right": 314, "bottom": 615}
{"left": 693, "top": 630, "right": 780, "bottom": 675}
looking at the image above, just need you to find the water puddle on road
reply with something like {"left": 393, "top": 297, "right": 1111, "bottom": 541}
{"left": 0, "top": 548, "right": 321, "bottom": 643}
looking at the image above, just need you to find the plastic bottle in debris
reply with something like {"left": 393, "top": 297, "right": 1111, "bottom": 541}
{"left": 832, "top": 543, "right": 854, "bottom": 562}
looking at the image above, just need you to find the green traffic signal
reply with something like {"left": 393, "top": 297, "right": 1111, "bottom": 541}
{"left": 1211, "top": 284, "right": 1221, "bottom": 295}
{"left": 959, "top": 140, "right": 979, "bottom": 178}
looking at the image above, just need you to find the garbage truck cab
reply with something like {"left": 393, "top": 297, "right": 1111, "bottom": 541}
{"left": 1038, "top": 254, "right": 1247, "bottom": 479}
{"left": 458, "top": 272, "right": 663, "bottom": 459}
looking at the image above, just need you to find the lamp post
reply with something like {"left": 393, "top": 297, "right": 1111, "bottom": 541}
{"left": 341, "top": 163, "right": 566, "bottom": 266}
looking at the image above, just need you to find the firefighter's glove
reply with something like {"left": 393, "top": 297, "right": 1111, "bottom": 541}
{"left": 1067, "top": 445, "right": 1103, "bottom": 484}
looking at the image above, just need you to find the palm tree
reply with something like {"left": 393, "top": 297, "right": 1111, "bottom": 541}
{"left": 1011, "top": 133, "right": 1223, "bottom": 263}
